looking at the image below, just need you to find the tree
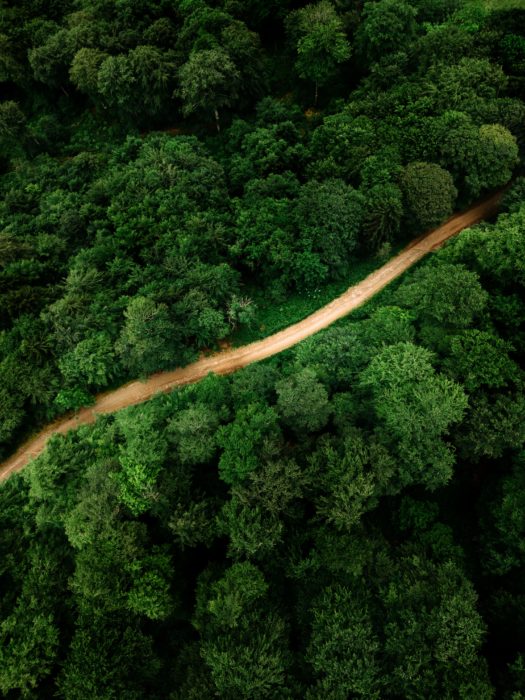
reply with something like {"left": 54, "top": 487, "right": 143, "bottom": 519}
{"left": 221, "top": 21, "right": 267, "bottom": 103}
{"left": 114, "top": 404, "right": 168, "bottom": 515}
{"left": 0, "top": 609, "right": 59, "bottom": 696}
{"left": 295, "top": 179, "right": 365, "bottom": 275}
{"left": 97, "top": 54, "right": 135, "bottom": 115}
{"left": 0, "top": 386, "right": 25, "bottom": 444}
{"left": 70, "top": 48, "right": 108, "bottom": 98}
{"left": 115, "top": 296, "right": 178, "bottom": 376}
{"left": 0, "top": 101, "right": 26, "bottom": 158}
{"left": 293, "top": 324, "right": 370, "bottom": 390}
{"left": 201, "top": 608, "right": 289, "bottom": 698}
{"left": 310, "top": 431, "right": 396, "bottom": 531}
{"left": 230, "top": 364, "right": 279, "bottom": 407}
{"left": 57, "top": 616, "right": 160, "bottom": 700}
{"left": 356, "top": 0, "right": 418, "bottom": 65}
{"left": 359, "top": 342, "right": 468, "bottom": 489}
{"left": 226, "top": 295, "right": 257, "bottom": 330}
{"left": 308, "top": 113, "right": 376, "bottom": 182}
{"left": 231, "top": 195, "right": 295, "bottom": 281}
{"left": 410, "top": 0, "right": 461, "bottom": 22}
{"left": 480, "top": 454, "right": 525, "bottom": 576}
{"left": 168, "top": 403, "right": 219, "bottom": 465}
{"left": 28, "top": 29, "right": 73, "bottom": 88}
{"left": 231, "top": 121, "right": 306, "bottom": 182}
{"left": 233, "top": 457, "right": 306, "bottom": 518}
{"left": 0, "top": 33, "right": 23, "bottom": 84}
{"left": 395, "top": 262, "right": 488, "bottom": 331}
{"left": 455, "top": 393, "right": 525, "bottom": 462}
{"left": 443, "top": 330, "right": 518, "bottom": 393}
{"left": 58, "top": 332, "right": 118, "bottom": 389}
{"left": 127, "top": 550, "right": 173, "bottom": 620}
{"left": 430, "top": 58, "right": 507, "bottom": 114}
{"left": 195, "top": 562, "right": 268, "bottom": 630}
{"left": 127, "top": 45, "right": 174, "bottom": 117}
{"left": 218, "top": 496, "right": 284, "bottom": 559}
{"left": 400, "top": 162, "right": 457, "bottom": 232}
{"left": 276, "top": 368, "right": 331, "bottom": 434}
{"left": 305, "top": 584, "right": 380, "bottom": 698}
{"left": 361, "top": 306, "right": 416, "bottom": 350}
{"left": 216, "top": 403, "right": 281, "bottom": 484}
{"left": 379, "top": 556, "right": 491, "bottom": 698}
{"left": 423, "top": 111, "right": 479, "bottom": 188}
{"left": 501, "top": 176, "right": 525, "bottom": 215}
{"left": 362, "top": 183, "right": 403, "bottom": 250}
{"left": 0, "top": 545, "right": 63, "bottom": 696}
{"left": 466, "top": 124, "right": 519, "bottom": 198}
{"left": 178, "top": 48, "right": 241, "bottom": 132}
{"left": 439, "top": 204, "right": 525, "bottom": 291}
{"left": 287, "top": 1, "right": 351, "bottom": 104}
{"left": 194, "top": 565, "right": 290, "bottom": 697}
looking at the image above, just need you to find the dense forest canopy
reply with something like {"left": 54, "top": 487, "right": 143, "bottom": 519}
{"left": 1, "top": 0, "right": 525, "bottom": 697}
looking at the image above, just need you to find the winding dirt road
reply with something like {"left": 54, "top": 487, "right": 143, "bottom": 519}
{"left": 0, "top": 190, "right": 503, "bottom": 482}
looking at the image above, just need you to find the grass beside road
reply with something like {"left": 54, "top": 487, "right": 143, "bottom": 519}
{"left": 231, "top": 244, "right": 404, "bottom": 346}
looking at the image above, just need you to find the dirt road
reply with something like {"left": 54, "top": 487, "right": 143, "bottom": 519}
{"left": 0, "top": 190, "right": 503, "bottom": 481}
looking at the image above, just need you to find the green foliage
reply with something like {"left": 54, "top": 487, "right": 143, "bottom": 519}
{"left": 199, "top": 562, "right": 268, "bottom": 629}
{"left": 127, "top": 550, "right": 173, "bottom": 620}
{"left": 439, "top": 203, "right": 525, "bottom": 290}
{"left": 466, "top": 123, "right": 519, "bottom": 196}
{"left": 0, "top": 101, "right": 26, "bottom": 158}
{"left": 178, "top": 48, "right": 240, "bottom": 128}
{"left": 54, "top": 386, "right": 93, "bottom": 412}
{"left": 295, "top": 179, "right": 365, "bottom": 275}
{"left": 0, "top": 544, "right": 63, "bottom": 696}
{"left": 311, "top": 431, "right": 395, "bottom": 530}
{"left": 356, "top": 0, "right": 418, "bottom": 64}
{"left": 58, "top": 332, "right": 117, "bottom": 388}
{"left": 0, "top": 610, "right": 59, "bottom": 695}
{"left": 114, "top": 405, "right": 168, "bottom": 515}
{"left": 362, "top": 183, "right": 403, "bottom": 250}
{"left": 168, "top": 403, "right": 219, "bottom": 465}
{"left": 70, "top": 47, "right": 108, "bottom": 96}
{"left": 444, "top": 329, "right": 518, "bottom": 392}
{"left": 1, "top": 2, "right": 525, "bottom": 698}
{"left": 400, "top": 161, "right": 458, "bottom": 231}
{"left": 395, "top": 261, "right": 488, "bottom": 329}
{"left": 57, "top": 616, "right": 160, "bottom": 700}
{"left": 287, "top": 1, "right": 351, "bottom": 101}
{"left": 306, "top": 584, "right": 380, "bottom": 698}
{"left": 194, "top": 565, "right": 290, "bottom": 697}
{"left": 480, "top": 454, "right": 525, "bottom": 575}
{"left": 276, "top": 367, "right": 331, "bottom": 433}
{"left": 360, "top": 342, "right": 468, "bottom": 489}
{"left": 116, "top": 296, "right": 177, "bottom": 376}
{"left": 217, "top": 403, "right": 280, "bottom": 484}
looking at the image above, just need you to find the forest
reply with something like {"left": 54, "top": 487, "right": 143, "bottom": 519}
{"left": 1, "top": 0, "right": 525, "bottom": 697}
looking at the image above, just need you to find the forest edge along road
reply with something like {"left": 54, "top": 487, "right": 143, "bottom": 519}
{"left": 0, "top": 190, "right": 503, "bottom": 480}
{"left": 0, "top": 189, "right": 504, "bottom": 482}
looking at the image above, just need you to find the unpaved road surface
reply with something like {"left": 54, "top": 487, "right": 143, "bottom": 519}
{"left": 0, "top": 190, "right": 503, "bottom": 481}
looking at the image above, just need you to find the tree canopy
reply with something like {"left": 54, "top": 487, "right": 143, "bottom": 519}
{"left": 1, "top": 0, "right": 525, "bottom": 697}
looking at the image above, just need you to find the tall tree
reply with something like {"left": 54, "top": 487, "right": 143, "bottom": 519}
{"left": 178, "top": 48, "right": 240, "bottom": 132}
{"left": 286, "top": 1, "right": 351, "bottom": 104}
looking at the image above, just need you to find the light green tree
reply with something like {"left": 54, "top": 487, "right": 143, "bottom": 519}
{"left": 287, "top": 1, "right": 351, "bottom": 104}
{"left": 178, "top": 48, "right": 240, "bottom": 132}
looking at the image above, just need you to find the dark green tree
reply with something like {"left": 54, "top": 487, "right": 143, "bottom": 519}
{"left": 400, "top": 161, "right": 457, "bottom": 231}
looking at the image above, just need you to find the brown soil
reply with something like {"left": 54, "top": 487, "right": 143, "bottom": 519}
{"left": 0, "top": 190, "right": 503, "bottom": 482}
